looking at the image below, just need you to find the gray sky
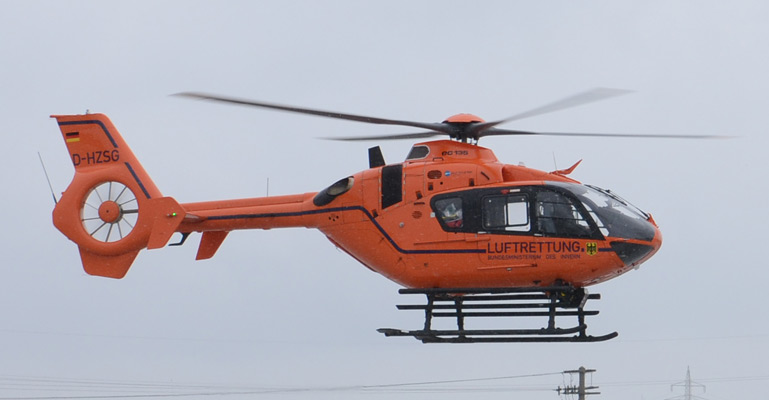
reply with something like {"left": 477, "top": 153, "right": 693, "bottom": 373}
{"left": 2, "top": 1, "right": 768, "bottom": 399}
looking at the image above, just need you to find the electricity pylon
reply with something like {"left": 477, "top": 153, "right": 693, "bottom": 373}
{"left": 668, "top": 366, "right": 706, "bottom": 400}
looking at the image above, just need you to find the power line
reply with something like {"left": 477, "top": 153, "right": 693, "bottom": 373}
{"left": 597, "top": 374, "right": 769, "bottom": 388}
{"left": 360, "top": 371, "right": 562, "bottom": 389}
{"left": 0, "top": 371, "right": 563, "bottom": 399}
{"left": 7, "top": 369, "right": 768, "bottom": 399}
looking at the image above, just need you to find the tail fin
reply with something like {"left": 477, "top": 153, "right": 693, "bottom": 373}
{"left": 52, "top": 113, "right": 186, "bottom": 278}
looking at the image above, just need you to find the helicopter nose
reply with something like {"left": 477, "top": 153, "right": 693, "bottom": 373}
{"left": 609, "top": 217, "right": 662, "bottom": 269}
{"left": 648, "top": 221, "right": 663, "bottom": 260}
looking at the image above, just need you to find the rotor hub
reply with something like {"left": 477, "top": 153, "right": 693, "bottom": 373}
{"left": 443, "top": 113, "right": 485, "bottom": 124}
{"left": 98, "top": 201, "right": 122, "bottom": 223}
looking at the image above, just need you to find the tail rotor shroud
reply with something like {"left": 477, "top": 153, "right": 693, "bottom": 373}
{"left": 52, "top": 114, "right": 186, "bottom": 278}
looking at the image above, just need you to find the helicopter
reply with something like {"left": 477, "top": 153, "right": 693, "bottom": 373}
{"left": 50, "top": 89, "right": 713, "bottom": 343}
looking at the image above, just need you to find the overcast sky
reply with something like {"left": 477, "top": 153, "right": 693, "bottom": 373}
{"left": 2, "top": 1, "right": 768, "bottom": 399}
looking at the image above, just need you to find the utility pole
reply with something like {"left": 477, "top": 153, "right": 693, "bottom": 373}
{"left": 558, "top": 366, "right": 600, "bottom": 400}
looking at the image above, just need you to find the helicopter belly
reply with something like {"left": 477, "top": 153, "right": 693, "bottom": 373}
{"left": 320, "top": 219, "right": 483, "bottom": 288}
{"left": 320, "top": 221, "right": 408, "bottom": 284}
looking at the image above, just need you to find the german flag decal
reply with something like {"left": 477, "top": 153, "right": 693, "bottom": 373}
{"left": 65, "top": 131, "right": 80, "bottom": 143}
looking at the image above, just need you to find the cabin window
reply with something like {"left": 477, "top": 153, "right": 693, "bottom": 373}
{"left": 482, "top": 194, "right": 530, "bottom": 232}
{"left": 405, "top": 145, "right": 430, "bottom": 160}
{"left": 434, "top": 197, "right": 463, "bottom": 229}
{"left": 313, "top": 176, "right": 355, "bottom": 206}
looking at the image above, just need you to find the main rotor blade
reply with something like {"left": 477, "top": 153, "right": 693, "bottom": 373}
{"left": 472, "top": 88, "right": 634, "bottom": 133}
{"left": 176, "top": 92, "right": 449, "bottom": 133}
{"left": 479, "top": 128, "right": 729, "bottom": 139}
{"left": 322, "top": 131, "right": 445, "bottom": 141}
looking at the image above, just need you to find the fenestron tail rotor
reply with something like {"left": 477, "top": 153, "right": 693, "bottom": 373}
{"left": 81, "top": 181, "right": 139, "bottom": 243}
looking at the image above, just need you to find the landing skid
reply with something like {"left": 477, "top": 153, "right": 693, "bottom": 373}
{"left": 378, "top": 286, "right": 618, "bottom": 343}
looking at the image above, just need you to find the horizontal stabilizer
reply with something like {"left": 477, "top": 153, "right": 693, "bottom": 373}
{"left": 196, "top": 231, "right": 229, "bottom": 260}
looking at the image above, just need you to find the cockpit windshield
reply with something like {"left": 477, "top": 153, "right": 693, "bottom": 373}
{"left": 431, "top": 182, "right": 657, "bottom": 243}
{"left": 553, "top": 182, "right": 655, "bottom": 241}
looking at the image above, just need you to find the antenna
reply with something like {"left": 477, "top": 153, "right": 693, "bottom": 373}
{"left": 552, "top": 151, "right": 558, "bottom": 170}
{"left": 266, "top": 177, "right": 270, "bottom": 197}
{"left": 38, "top": 152, "right": 58, "bottom": 204}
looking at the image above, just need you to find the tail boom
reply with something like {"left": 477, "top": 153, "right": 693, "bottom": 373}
{"left": 178, "top": 193, "right": 320, "bottom": 232}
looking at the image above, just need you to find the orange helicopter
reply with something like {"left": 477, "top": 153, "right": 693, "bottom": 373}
{"left": 51, "top": 89, "right": 712, "bottom": 342}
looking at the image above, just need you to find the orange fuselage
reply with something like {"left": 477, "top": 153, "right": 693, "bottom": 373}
{"left": 52, "top": 114, "right": 661, "bottom": 287}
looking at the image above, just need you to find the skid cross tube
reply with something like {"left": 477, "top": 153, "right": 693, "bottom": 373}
{"left": 377, "top": 286, "right": 618, "bottom": 343}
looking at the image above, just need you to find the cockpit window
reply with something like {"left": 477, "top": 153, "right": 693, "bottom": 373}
{"left": 552, "top": 182, "right": 656, "bottom": 241}
{"left": 584, "top": 185, "right": 649, "bottom": 219}
{"left": 535, "top": 190, "right": 593, "bottom": 238}
{"left": 434, "top": 197, "right": 463, "bottom": 229}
